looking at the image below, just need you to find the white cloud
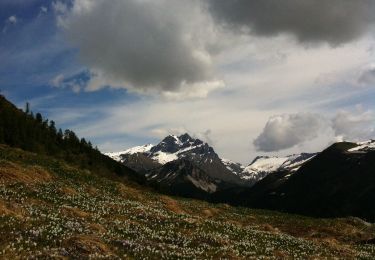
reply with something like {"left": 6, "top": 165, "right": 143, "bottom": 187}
{"left": 2, "top": 15, "right": 18, "bottom": 33}
{"left": 50, "top": 73, "right": 85, "bottom": 93}
{"left": 254, "top": 113, "right": 330, "bottom": 152}
{"left": 38, "top": 6, "right": 48, "bottom": 17}
{"left": 8, "top": 16, "right": 17, "bottom": 24}
{"left": 332, "top": 109, "right": 375, "bottom": 141}
{"left": 51, "top": 74, "right": 64, "bottom": 87}
{"left": 40, "top": 6, "right": 48, "bottom": 13}
{"left": 161, "top": 80, "right": 225, "bottom": 100}
{"left": 59, "top": 0, "right": 224, "bottom": 98}
{"left": 52, "top": 1, "right": 68, "bottom": 14}
{"left": 254, "top": 110, "right": 375, "bottom": 152}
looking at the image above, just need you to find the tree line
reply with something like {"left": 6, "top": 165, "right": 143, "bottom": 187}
{"left": 0, "top": 95, "right": 141, "bottom": 182}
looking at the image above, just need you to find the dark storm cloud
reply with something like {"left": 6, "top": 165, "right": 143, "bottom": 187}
{"left": 207, "top": 0, "right": 375, "bottom": 45}
{"left": 63, "top": 0, "right": 215, "bottom": 92}
{"left": 60, "top": 0, "right": 375, "bottom": 94}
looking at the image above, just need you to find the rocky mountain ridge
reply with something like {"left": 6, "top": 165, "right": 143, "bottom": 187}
{"left": 106, "top": 133, "right": 317, "bottom": 194}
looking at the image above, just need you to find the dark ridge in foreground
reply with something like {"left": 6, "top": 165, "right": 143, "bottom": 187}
{"left": 214, "top": 142, "right": 375, "bottom": 222}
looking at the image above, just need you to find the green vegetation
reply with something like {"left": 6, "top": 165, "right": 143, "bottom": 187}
{"left": 1, "top": 145, "right": 374, "bottom": 259}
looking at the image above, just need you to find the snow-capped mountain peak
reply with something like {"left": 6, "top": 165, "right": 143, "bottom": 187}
{"left": 106, "top": 133, "right": 247, "bottom": 186}
{"left": 106, "top": 133, "right": 213, "bottom": 165}
{"left": 150, "top": 133, "right": 203, "bottom": 155}
{"left": 106, "top": 133, "right": 317, "bottom": 188}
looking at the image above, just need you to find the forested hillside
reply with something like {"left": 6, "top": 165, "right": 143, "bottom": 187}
{"left": 0, "top": 95, "right": 141, "bottom": 183}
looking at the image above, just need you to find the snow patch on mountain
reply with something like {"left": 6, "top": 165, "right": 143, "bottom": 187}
{"left": 151, "top": 151, "right": 179, "bottom": 164}
{"left": 240, "top": 153, "right": 316, "bottom": 183}
{"left": 221, "top": 158, "right": 245, "bottom": 175}
{"left": 105, "top": 144, "right": 153, "bottom": 162}
{"left": 348, "top": 140, "right": 375, "bottom": 152}
{"left": 245, "top": 156, "right": 290, "bottom": 174}
{"left": 281, "top": 155, "right": 315, "bottom": 171}
{"left": 186, "top": 175, "right": 217, "bottom": 193}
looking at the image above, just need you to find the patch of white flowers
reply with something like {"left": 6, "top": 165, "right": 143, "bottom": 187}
{"left": 0, "top": 160, "right": 374, "bottom": 259}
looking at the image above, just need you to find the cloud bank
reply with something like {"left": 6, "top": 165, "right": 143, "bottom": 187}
{"left": 332, "top": 110, "right": 375, "bottom": 141}
{"left": 60, "top": 0, "right": 221, "bottom": 96}
{"left": 253, "top": 113, "right": 328, "bottom": 152}
{"left": 55, "top": 0, "right": 375, "bottom": 97}
{"left": 208, "top": 0, "right": 375, "bottom": 45}
{"left": 254, "top": 110, "right": 375, "bottom": 152}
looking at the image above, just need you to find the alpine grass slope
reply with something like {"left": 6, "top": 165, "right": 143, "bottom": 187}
{"left": 1, "top": 145, "right": 375, "bottom": 259}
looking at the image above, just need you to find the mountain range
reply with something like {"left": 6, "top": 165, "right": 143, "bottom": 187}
{"left": 106, "top": 134, "right": 315, "bottom": 196}
{"left": 107, "top": 134, "right": 375, "bottom": 221}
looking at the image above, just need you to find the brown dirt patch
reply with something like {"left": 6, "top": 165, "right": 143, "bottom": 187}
{"left": 117, "top": 183, "right": 144, "bottom": 200}
{"left": 0, "top": 199, "right": 25, "bottom": 218}
{"left": 87, "top": 186, "right": 98, "bottom": 195}
{"left": 89, "top": 223, "right": 107, "bottom": 234}
{"left": 319, "top": 237, "right": 355, "bottom": 256}
{"left": 61, "top": 205, "right": 90, "bottom": 218}
{"left": 202, "top": 208, "right": 221, "bottom": 218}
{"left": 0, "top": 161, "right": 53, "bottom": 184}
{"left": 261, "top": 224, "right": 280, "bottom": 233}
{"left": 221, "top": 203, "right": 231, "bottom": 209}
{"left": 26, "top": 198, "right": 50, "bottom": 208}
{"left": 161, "top": 196, "right": 186, "bottom": 215}
{"left": 274, "top": 250, "right": 289, "bottom": 258}
{"left": 59, "top": 186, "right": 78, "bottom": 196}
{"left": 184, "top": 217, "right": 199, "bottom": 224}
{"left": 64, "top": 235, "right": 113, "bottom": 257}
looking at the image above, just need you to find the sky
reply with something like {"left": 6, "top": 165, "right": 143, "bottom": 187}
{"left": 1, "top": 0, "right": 375, "bottom": 164}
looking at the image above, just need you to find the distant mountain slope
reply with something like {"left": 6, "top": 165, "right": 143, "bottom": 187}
{"left": 240, "top": 153, "right": 316, "bottom": 185}
{"left": 147, "top": 159, "right": 222, "bottom": 199}
{"left": 106, "top": 134, "right": 248, "bottom": 196}
{"left": 221, "top": 141, "right": 375, "bottom": 221}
